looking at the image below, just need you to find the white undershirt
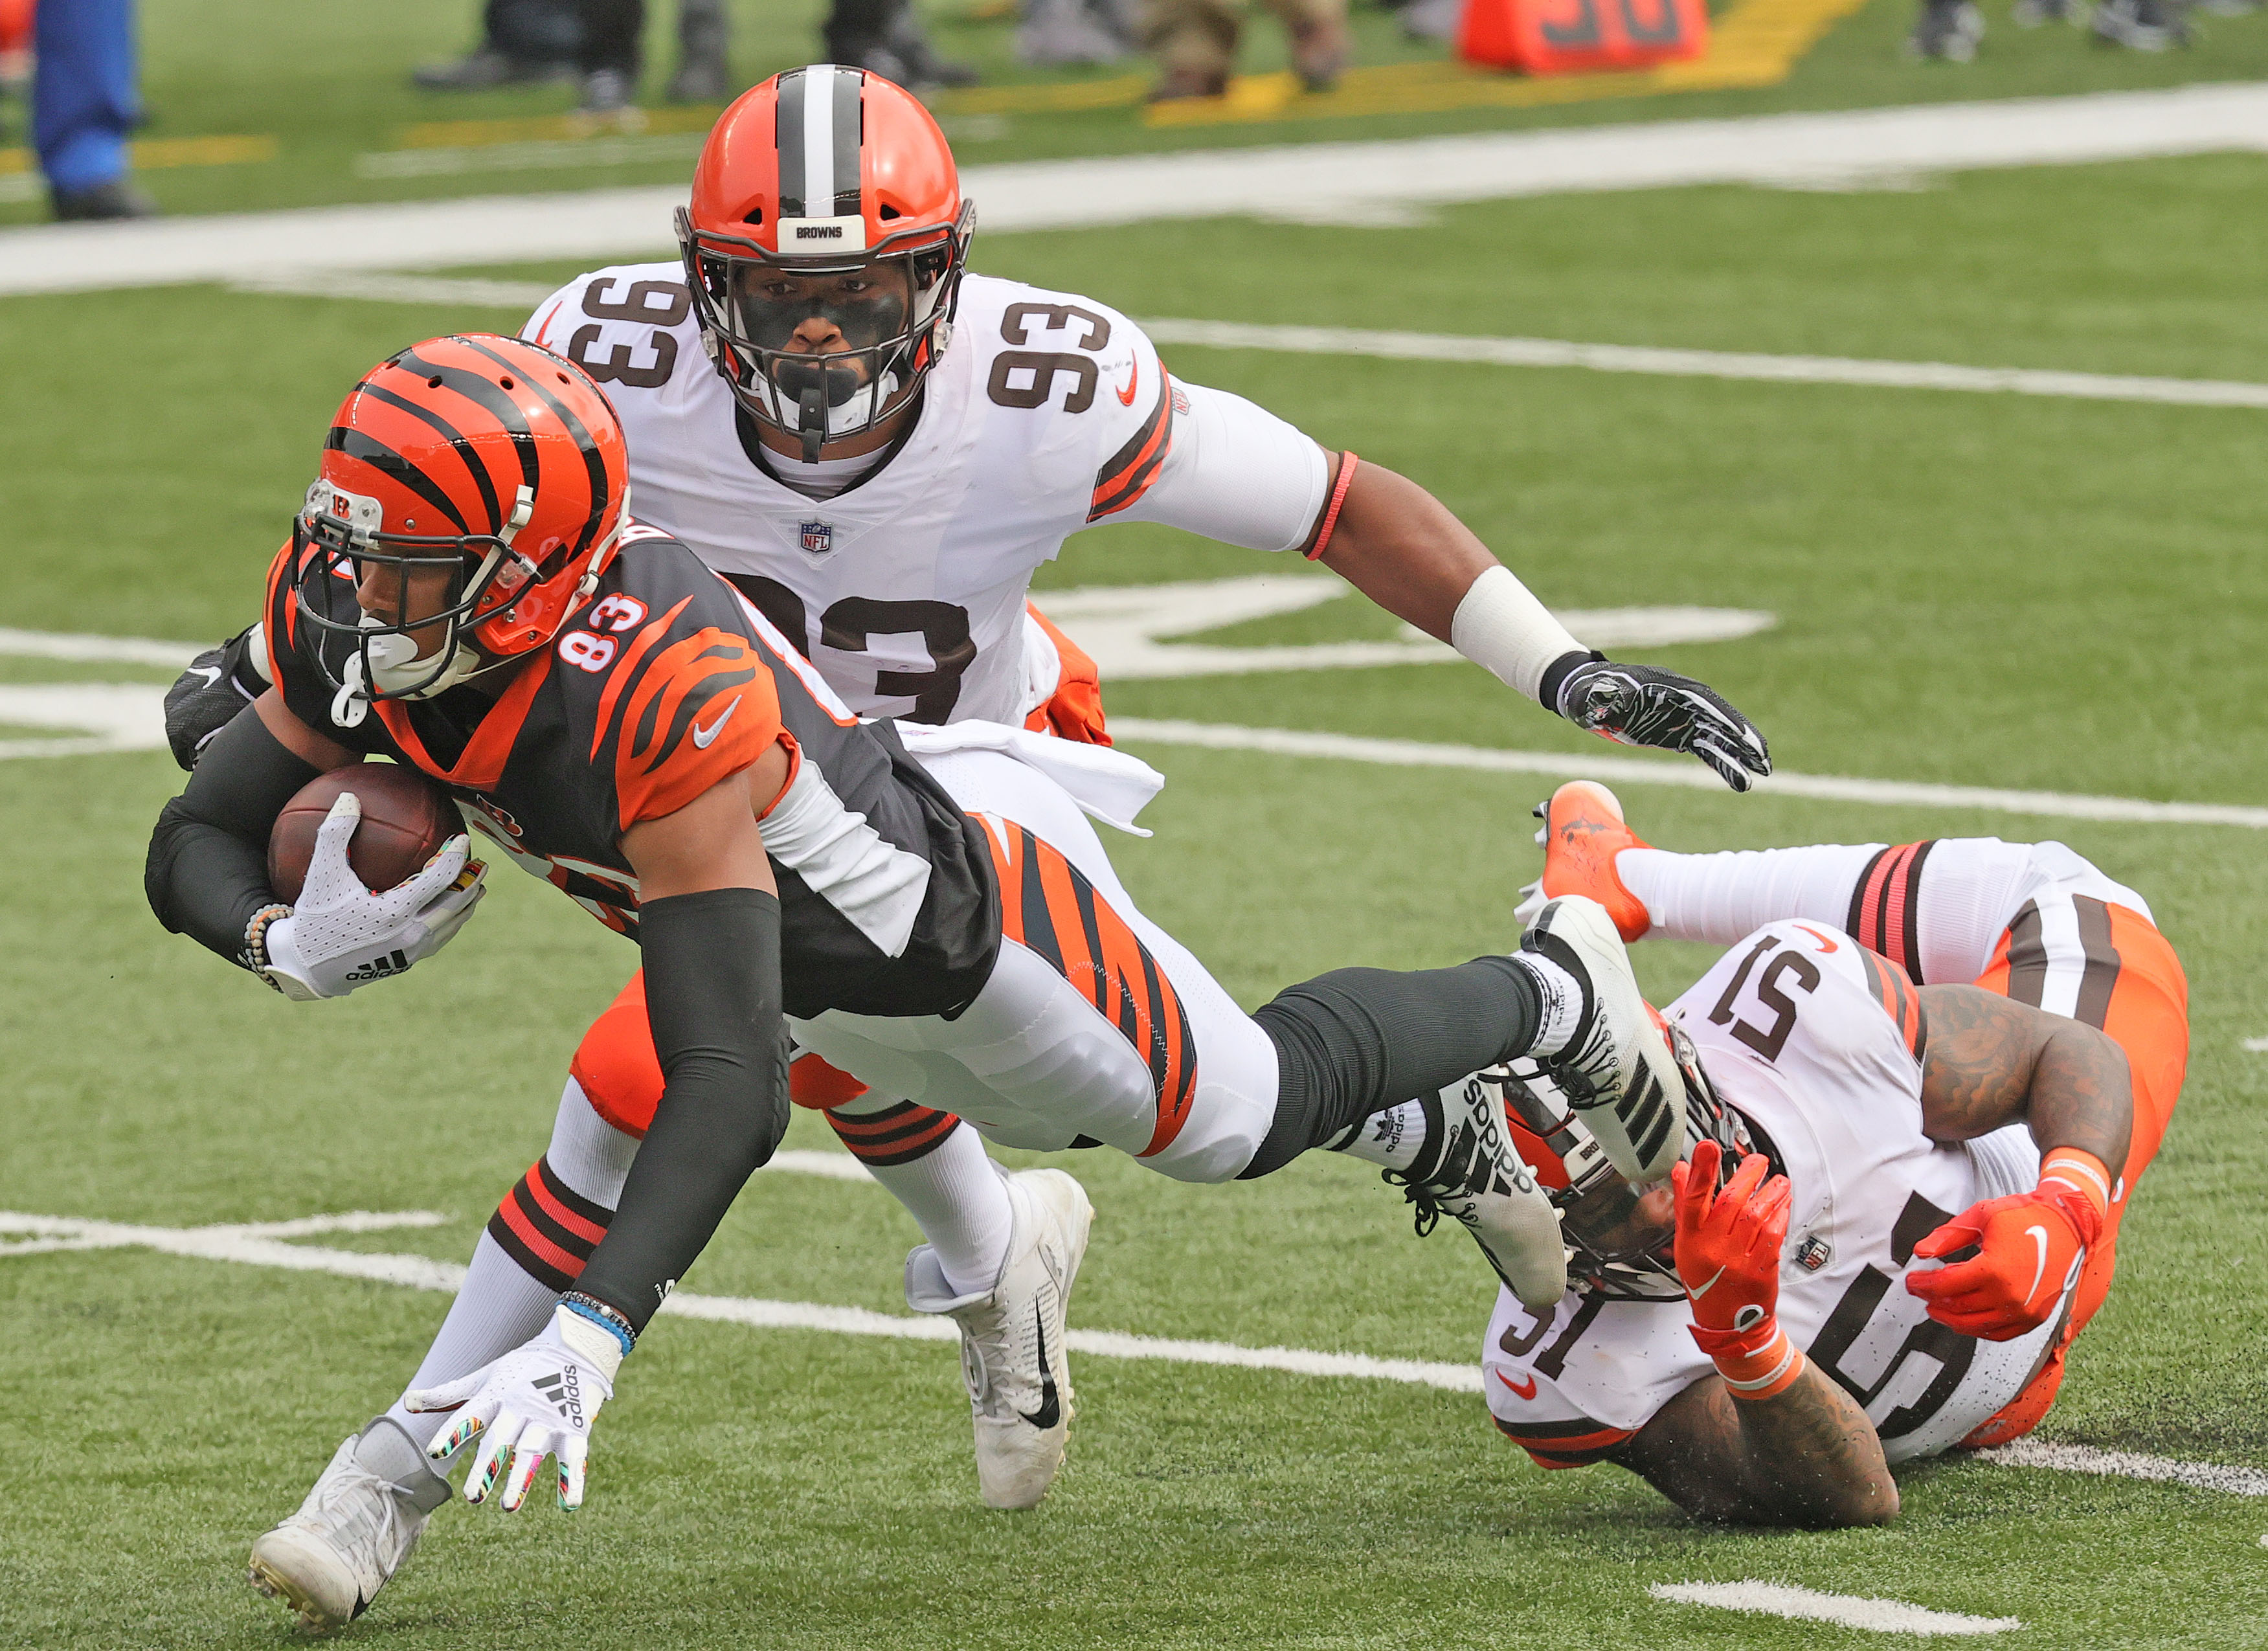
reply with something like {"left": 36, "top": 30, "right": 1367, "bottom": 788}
{"left": 763, "top": 447, "right": 890, "bottom": 500}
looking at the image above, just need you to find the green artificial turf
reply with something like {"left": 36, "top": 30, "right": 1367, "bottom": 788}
{"left": 4, "top": 129, "right": 2267, "bottom": 1649}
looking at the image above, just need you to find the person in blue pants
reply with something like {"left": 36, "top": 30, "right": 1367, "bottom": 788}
{"left": 34, "top": 0, "right": 155, "bottom": 220}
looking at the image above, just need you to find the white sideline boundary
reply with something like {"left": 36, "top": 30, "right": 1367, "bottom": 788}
{"left": 216, "top": 275, "right": 2268, "bottom": 412}
{"left": 8, "top": 1206, "right": 2267, "bottom": 1495}
{"left": 1650, "top": 1581, "right": 2021, "bottom": 1636}
{"left": 1108, "top": 719, "right": 2268, "bottom": 828}
{"left": 7, "top": 84, "right": 2268, "bottom": 295}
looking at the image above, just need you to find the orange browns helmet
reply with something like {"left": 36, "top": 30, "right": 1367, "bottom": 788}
{"left": 292, "top": 334, "right": 629, "bottom": 721}
{"left": 1498, "top": 1008, "right": 1762, "bottom": 1303}
{"left": 676, "top": 65, "right": 973, "bottom": 461}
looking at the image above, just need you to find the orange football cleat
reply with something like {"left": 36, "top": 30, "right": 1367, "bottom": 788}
{"left": 1533, "top": 781, "right": 1652, "bottom": 942}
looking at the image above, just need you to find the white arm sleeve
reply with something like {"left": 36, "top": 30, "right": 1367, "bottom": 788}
{"left": 1121, "top": 379, "right": 1330, "bottom": 553}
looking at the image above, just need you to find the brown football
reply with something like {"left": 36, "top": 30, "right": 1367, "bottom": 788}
{"left": 269, "top": 764, "right": 460, "bottom": 904}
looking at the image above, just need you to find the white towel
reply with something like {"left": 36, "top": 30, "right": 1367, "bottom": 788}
{"left": 892, "top": 719, "right": 1165, "bottom": 836}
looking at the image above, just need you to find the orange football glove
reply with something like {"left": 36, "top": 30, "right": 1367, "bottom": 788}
{"left": 1906, "top": 1148, "right": 2109, "bottom": 1341}
{"left": 1672, "top": 1139, "right": 1803, "bottom": 1399}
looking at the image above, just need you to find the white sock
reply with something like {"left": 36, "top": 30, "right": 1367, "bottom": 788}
{"left": 383, "top": 1233, "right": 561, "bottom": 1451}
{"left": 1617, "top": 843, "right": 1883, "bottom": 947}
{"left": 1510, "top": 952, "right": 1585, "bottom": 1057}
{"left": 837, "top": 1106, "right": 1016, "bottom": 1297}
{"left": 383, "top": 1079, "right": 638, "bottom": 1450}
{"left": 1329, "top": 1096, "right": 1434, "bottom": 1174}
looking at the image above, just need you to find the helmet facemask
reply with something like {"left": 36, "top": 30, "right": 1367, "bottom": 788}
{"left": 291, "top": 477, "right": 543, "bottom": 727}
{"left": 680, "top": 205, "right": 971, "bottom": 462}
{"left": 1498, "top": 1016, "right": 1760, "bottom": 1303}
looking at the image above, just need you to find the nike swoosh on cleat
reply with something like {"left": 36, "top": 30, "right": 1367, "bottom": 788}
{"left": 1496, "top": 1369, "right": 1539, "bottom": 1400}
{"left": 2025, "top": 1224, "right": 2050, "bottom": 1303}
{"left": 1116, "top": 356, "right": 1139, "bottom": 407}
{"left": 1018, "top": 1305, "right": 1062, "bottom": 1430}
{"left": 691, "top": 695, "right": 741, "bottom": 749}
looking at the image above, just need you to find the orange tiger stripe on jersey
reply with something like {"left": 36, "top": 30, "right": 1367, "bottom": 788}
{"left": 602, "top": 626, "right": 777, "bottom": 828}
{"left": 981, "top": 816, "right": 1196, "bottom": 1157}
{"left": 590, "top": 596, "right": 694, "bottom": 761}
{"left": 374, "top": 646, "right": 555, "bottom": 791}
{"left": 1854, "top": 945, "right": 1926, "bottom": 1061}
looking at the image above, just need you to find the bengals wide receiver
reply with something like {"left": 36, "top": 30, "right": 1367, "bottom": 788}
{"left": 1461, "top": 783, "right": 2184, "bottom": 1524}
{"left": 159, "top": 60, "right": 1779, "bottom": 1535}
{"left": 146, "top": 339, "right": 1693, "bottom": 1628}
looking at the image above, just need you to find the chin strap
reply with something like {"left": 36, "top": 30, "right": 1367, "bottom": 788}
{"left": 798, "top": 387, "right": 827, "bottom": 462}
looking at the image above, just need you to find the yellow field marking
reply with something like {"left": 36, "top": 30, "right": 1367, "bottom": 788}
{"left": 0, "top": 133, "right": 278, "bottom": 177}
{"left": 899, "top": 0, "right": 1867, "bottom": 128}
{"left": 396, "top": 104, "right": 724, "bottom": 149}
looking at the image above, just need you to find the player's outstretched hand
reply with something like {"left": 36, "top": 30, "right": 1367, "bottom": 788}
{"left": 1672, "top": 1140, "right": 1791, "bottom": 1338}
{"left": 409, "top": 1306, "right": 624, "bottom": 1512}
{"left": 256, "top": 792, "right": 486, "bottom": 1000}
{"left": 1555, "top": 658, "right": 1772, "bottom": 792}
{"left": 1907, "top": 1192, "right": 2087, "bottom": 1341}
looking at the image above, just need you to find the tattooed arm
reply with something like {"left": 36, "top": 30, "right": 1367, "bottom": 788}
{"left": 1611, "top": 1366, "right": 1898, "bottom": 1527}
{"left": 1914, "top": 985, "right": 2133, "bottom": 1175}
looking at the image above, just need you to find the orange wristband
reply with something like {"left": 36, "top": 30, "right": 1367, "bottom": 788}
{"left": 1691, "top": 1319, "right": 1806, "bottom": 1401}
{"left": 2039, "top": 1147, "right": 2112, "bottom": 1247}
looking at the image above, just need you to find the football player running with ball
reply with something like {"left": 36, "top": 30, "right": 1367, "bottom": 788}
{"left": 159, "top": 61, "right": 1775, "bottom": 1538}
{"left": 146, "top": 339, "right": 1694, "bottom": 1628}
{"left": 1469, "top": 783, "right": 2184, "bottom": 1524}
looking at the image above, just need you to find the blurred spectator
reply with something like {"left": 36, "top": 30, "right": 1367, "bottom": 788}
{"left": 575, "top": 0, "right": 971, "bottom": 104}
{"left": 413, "top": 0, "right": 583, "bottom": 89}
{"left": 2089, "top": 0, "right": 2190, "bottom": 45}
{"left": 1144, "top": 0, "right": 1348, "bottom": 99}
{"left": 1906, "top": 0, "right": 1983, "bottom": 56}
{"left": 1019, "top": 0, "right": 1138, "bottom": 64}
{"left": 33, "top": 0, "right": 155, "bottom": 219}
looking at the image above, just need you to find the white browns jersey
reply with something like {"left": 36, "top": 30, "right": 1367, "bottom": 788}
{"left": 523, "top": 265, "right": 1330, "bottom": 726}
{"left": 1485, "top": 919, "right": 2069, "bottom": 1468}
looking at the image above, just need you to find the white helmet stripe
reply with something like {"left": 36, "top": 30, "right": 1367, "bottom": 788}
{"left": 800, "top": 65, "right": 835, "bottom": 223}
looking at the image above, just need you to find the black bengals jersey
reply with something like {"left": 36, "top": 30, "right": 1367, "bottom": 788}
{"left": 264, "top": 522, "right": 1000, "bottom": 1018}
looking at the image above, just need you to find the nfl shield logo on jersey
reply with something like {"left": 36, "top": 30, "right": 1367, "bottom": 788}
{"left": 800, "top": 520, "right": 833, "bottom": 556}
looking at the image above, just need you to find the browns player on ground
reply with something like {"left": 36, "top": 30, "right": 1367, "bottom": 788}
{"left": 158, "top": 60, "right": 1779, "bottom": 1530}
{"left": 1461, "top": 783, "right": 2184, "bottom": 1525}
{"left": 147, "top": 337, "right": 1690, "bottom": 1628}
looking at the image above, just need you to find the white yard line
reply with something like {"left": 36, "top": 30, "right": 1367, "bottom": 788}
{"left": 1967, "top": 1439, "right": 2268, "bottom": 1498}
{"left": 8, "top": 84, "right": 2268, "bottom": 295}
{"left": 1109, "top": 719, "right": 2268, "bottom": 829}
{"left": 9, "top": 1205, "right": 2267, "bottom": 1487}
{"left": 1650, "top": 1581, "right": 2021, "bottom": 1636}
{"left": 1140, "top": 318, "right": 2268, "bottom": 411}
{"left": 213, "top": 276, "right": 2268, "bottom": 412}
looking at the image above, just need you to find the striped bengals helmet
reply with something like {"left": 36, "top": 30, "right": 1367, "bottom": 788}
{"left": 292, "top": 334, "right": 629, "bottom": 716}
{"left": 1498, "top": 1011, "right": 1757, "bottom": 1302}
{"left": 675, "top": 65, "right": 973, "bottom": 460}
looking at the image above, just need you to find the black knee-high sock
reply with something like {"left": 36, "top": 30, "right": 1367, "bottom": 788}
{"left": 1239, "top": 956, "right": 1542, "bottom": 1180}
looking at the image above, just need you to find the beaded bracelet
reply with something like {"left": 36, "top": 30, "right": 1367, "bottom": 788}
{"left": 561, "top": 1291, "right": 638, "bottom": 1357}
{"left": 241, "top": 904, "right": 291, "bottom": 972}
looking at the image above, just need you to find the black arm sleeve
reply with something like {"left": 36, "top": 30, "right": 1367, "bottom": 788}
{"left": 144, "top": 705, "right": 322, "bottom": 965}
{"left": 575, "top": 886, "right": 788, "bottom": 1334}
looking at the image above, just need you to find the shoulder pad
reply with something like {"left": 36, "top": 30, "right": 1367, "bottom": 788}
{"left": 525, "top": 264, "right": 701, "bottom": 398}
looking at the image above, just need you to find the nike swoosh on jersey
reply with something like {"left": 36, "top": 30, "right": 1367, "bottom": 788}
{"left": 2025, "top": 1224, "right": 2051, "bottom": 1303}
{"left": 1495, "top": 1369, "right": 1539, "bottom": 1401}
{"left": 1115, "top": 355, "right": 1139, "bottom": 408}
{"left": 1018, "top": 1306, "right": 1062, "bottom": 1430}
{"left": 1794, "top": 923, "right": 1841, "bottom": 953}
{"left": 690, "top": 695, "right": 741, "bottom": 749}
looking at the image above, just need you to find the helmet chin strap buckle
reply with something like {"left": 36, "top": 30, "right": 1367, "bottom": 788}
{"left": 798, "top": 387, "right": 827, "bottom": 463}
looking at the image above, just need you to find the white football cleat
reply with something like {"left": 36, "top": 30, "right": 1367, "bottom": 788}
{"left": 904, "top": 1167, "right": 1092, "bottom": 1511}
{"left": 1386, "top": 1072, "right": 1567, "bottom": 1308}
{"left": 247, "top": 1424, "right": 450, "bottom": 1630}
{"left": 1520, "top": 895, "right": 1690, "bottom": 1185}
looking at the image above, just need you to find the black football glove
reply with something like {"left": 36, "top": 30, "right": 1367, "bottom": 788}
{"left": 164, "top": 625, "right": 269, "bottom": 771}
{"left": 1549, "top": 653, "right": 1772, "bottom": 792}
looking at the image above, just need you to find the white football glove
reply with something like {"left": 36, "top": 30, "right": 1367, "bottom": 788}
{"left": 407, "top": 1306, "right": 625, "bottom": 1512}
{"left": 257, "top": 791, "right": 485, "bottom": 1001}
